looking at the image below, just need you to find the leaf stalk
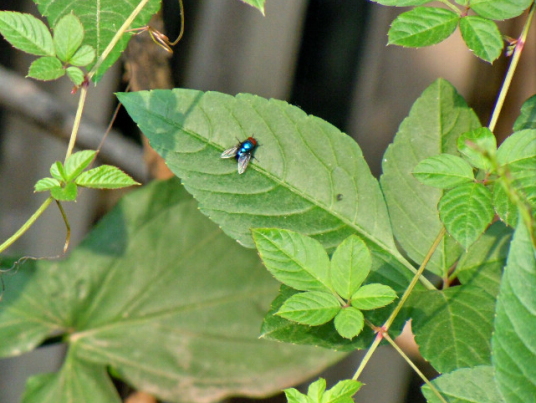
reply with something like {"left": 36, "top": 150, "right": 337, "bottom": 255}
{"left": 488, "top": 3, "right": 535, "bottom": 132}
{"left": 352, "top": 227, "right": 446, "bottom": 381}
{"left": 0, "top": 197, "right": 54, "bottom": 254}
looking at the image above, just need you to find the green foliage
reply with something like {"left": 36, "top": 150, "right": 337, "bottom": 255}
{"left": 117, "top": 89, "right": 396, "bottom": 254}
{"left": 455, "top": 222, "right": 512, "bottom": 295}
{"left": 459, "top": 16, "right": 503, "bottom": 63}
{"left": 254, "top": 230, "right": 396, "bottom": 340}
{"left": 330, "top": 235, "right": 371, "bottom": 299}
{"left": 413, "top": 154, "right": 475, "bottom": 189}
{"left": 75, "top": 165, "right": 139, "bottom": 188}
{"left": 240, "top": 0, "right": 266, "bottom": 14}
{"left": 492, "top": 219, "right": 536, "bottom": 402}
{"left": 34, "top": 0, "right": 161, "bottom": 83}
{"left": 470, "top": 0, "right": 532, "bottom": 20}
{"left": 278, "top": 291, "right": 341, "bottom": 325}
{"left": 382, "top": 79, "right": 479, "bottom": 276}
{"left": 34, "top": 150, "right": 139, "bottom": 200}
{"left": 350, "top": 284, "right": 398, "bottom": 310}
{"left": 0, "top": 10, "right": 95, "bottom": 85}
{"left": 410, "top": 285, "right": 496, "bottom": 373}
{"left": 388, "top": 8, "right": 459, "bottom": 48}
{"left": 2, "top": 0, "right": 536, "bottom": 401}
{"left": 285, "top": 378, "right": 361, "bottom": 403}
{"left": 457, "top": 127, "right": 497, "bottom": 171}
{"left": 422, "top": 366, "right": 504, "bottom": 403}
{"left": 1, "top": 180, "right": 341, "bottom": 403}
{"left": 0, "top": 11, "right": 55, "bottom": 56}
{"left": 513, "top": 95, "right": 536, "bottom": 131}
{"left": 27, "top": 56, "right": 64, "bottom": 80}
{"left": 53, "top": 12, "right": 84, "bottom": 62}
{"left": 438, "top": 182, "right": 494, "bottom": 249}
{"left": 494, "top": 130, "right": 536, "bottom": 227}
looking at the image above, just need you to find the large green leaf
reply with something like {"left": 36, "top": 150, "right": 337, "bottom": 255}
{"left": 410, "top": 285, "right": 496, "bottom": 373}
{"left": 117, "top": 89, "right": 420, "bottom": 281}
{"left": 34, "top": 0, "right": 161, "bottom": 82}
{"left": 22, "top": 347, "right": 120, "bottom": 403}
{"left": 422, "top": 366, "right": 505, "bottom": 403}
{"left": 0, "top": 180, "right": 341, "bottom": 403}
{"left": 492, "top": 220, "right": 536, "bottom": 402}
{"left": 381, "top": 79, "right": 481, "bottom": 276}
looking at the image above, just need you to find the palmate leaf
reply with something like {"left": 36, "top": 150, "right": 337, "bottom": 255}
{"left": 22, "top": 347, "right": 120, "bottom": 403}
{"left": 34, "top": 0, "right": 161, "bottom": 82}
{"left": 117, "top": 89, "right": 420, "bottom": 285}
{"left": 381, "top": 79, "right": 481, "bottom": 276}
{"left": 0, "top": 180, "right": 341, "bottom": 403}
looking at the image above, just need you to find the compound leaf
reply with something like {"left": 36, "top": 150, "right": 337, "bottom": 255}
{"left": 0, "top": 180, "right": 341, "bottom": 402}
{"left": 34, "top": 0, "right": 161, "bottom": 82}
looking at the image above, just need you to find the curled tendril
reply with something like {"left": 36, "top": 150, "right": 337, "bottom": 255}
{"left": 127, "top": 0, "right": 185, "bottom": 54}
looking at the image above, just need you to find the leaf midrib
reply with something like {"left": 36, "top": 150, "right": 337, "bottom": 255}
{"left": 143, "top": 105, "right": 422, "bottom": 282}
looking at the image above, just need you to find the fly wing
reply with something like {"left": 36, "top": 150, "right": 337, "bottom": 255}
{"left": 237, "top": 153, "right": 252, "bottom": 174}
{"left": 221, "top": 146, "right": 238, "bottom": 159}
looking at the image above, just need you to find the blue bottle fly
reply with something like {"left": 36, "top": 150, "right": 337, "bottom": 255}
{"left": 221, "top": 137, "right": 258, "bottom": 174}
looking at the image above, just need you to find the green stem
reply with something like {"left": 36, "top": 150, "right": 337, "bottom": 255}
{"left": 488, "top": 3, "right": 535, "bottom": 132}
{"left": 384, "top": 227, "right": 446, "bottom": 331}
{"left": 55, "top": 200, "right": 71, "bottom": 253}
{"left": 0, "top": 197, "right": 54, "bottom": 254}
{"left": 437, "top": 0, "right": 462, "bottom": 14}
{"left": 87, "top": 0, "right": 152, "bottom": 81}
{"left": 351, "top": 228, "right": 446, "bottom": 381}
{"left": 352, "top": 333, "right": 383, "bottom": 381}
{"left": 382, "top": 332, "right": 448, "bottom": 403}
{"left": 64, "top": 85, "right": 88, "bottom": 162}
